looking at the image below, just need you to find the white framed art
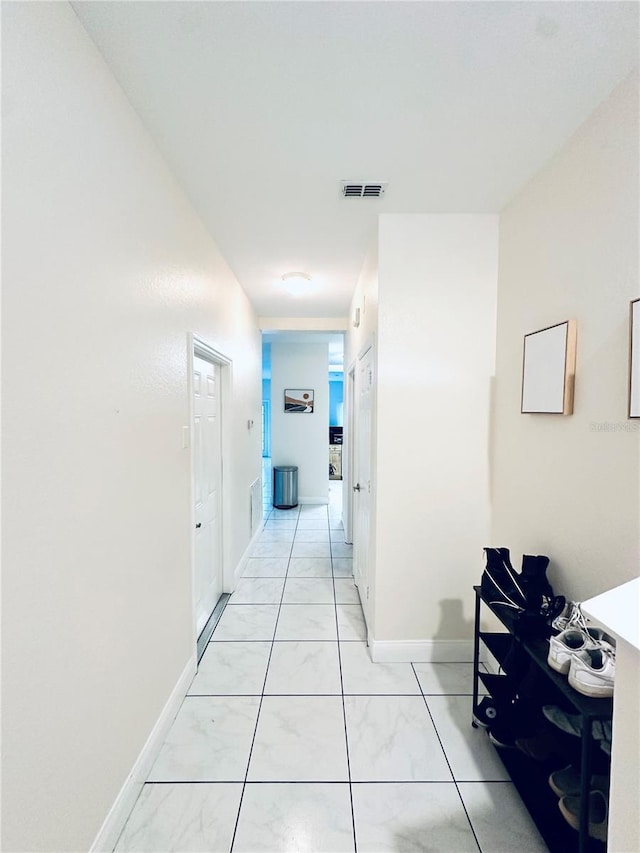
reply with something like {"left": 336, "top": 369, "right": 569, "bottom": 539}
{"left": 521, "top": 320, "right": 576, "bottom": 415}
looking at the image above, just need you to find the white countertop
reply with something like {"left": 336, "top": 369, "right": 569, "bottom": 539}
{"left": 583, "top": 577, "right": 640, "bottom": 650}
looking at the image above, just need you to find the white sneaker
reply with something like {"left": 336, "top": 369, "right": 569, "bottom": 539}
{"left": 548, "top": 628, "right": 606, "bottom": 675}
{"left": 568, "top": 646, "right": 616, "bottom": 698}
{"left": 552, "top": 600, "right": 582, "bottom": 632}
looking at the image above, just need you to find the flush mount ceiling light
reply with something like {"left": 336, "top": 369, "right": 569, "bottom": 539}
{"left": 280, "top": 271, "right": 314, "bottom": 297}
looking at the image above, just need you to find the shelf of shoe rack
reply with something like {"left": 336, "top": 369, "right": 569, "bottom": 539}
{"left": 472, "top": 586, "right": 613, "bottom": 853}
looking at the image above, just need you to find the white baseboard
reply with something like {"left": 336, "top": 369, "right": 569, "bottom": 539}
{"left": 233, "top": 525, "right": 265, "bottom": 585}
{"left": 298, "top": 496, "right": 329, "bottom": 505}
{"left": 369, "top": 639, "right": 474, "bottom": 663}
{"left": 90, "top": 655, "right": 197, "bottom": 852}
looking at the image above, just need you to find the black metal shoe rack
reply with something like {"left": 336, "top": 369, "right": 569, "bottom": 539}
{"left": 472, "top": 586, "right": 613, "bottom": 853}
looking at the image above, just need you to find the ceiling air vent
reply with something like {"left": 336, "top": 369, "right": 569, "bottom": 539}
{"left": 341, "top": 181, "right": 388, "bottom": 199}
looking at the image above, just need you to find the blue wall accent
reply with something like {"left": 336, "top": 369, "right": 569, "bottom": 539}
{"left": 262, "top": 341, "right": 271, "bottom": 378}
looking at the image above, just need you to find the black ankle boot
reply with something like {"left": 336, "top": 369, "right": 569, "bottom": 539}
{"left": 521, "top": 554, "right": 552, "bottom": 599}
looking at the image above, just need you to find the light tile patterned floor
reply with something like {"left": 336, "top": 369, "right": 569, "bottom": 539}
{"left": 114, "top": 490, "right": 547, "bottom": 852}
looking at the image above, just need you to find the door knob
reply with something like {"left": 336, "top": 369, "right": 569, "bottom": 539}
{"left": 353, "top": 484, "right": 361, "bottom": 492}
{"left": 195, "top": 522, "right": 202, "bottom": 529}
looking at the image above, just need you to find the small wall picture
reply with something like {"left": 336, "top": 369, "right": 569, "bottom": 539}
{"left": 521, "top": 320, "right": 577, "bottom": 415}
{"left": 284, "top": 389, "right": 314, "bottom": 413}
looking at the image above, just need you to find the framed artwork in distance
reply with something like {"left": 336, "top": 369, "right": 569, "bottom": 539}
{"left": 284, "top": 389, "right": 314, "bottom": 413}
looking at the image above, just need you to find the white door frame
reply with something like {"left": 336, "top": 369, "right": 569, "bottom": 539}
{"left": 188, "top": 333, "right": 233, "bottom": 649}
{"left": 352, "top": 334, "right": 376, "bottom": 637}
{"left": 343, "top": 362, "right": 356, "bottom": 544}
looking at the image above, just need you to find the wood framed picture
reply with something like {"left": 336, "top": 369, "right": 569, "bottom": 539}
{"left": 629, "top": 298, "right": 640, "bottom": 418}
{"left": 284, "top": 389, "right": 314, "bottom": 413}
{"left": 521, "top": 320, "right": 577, "bottom": 415}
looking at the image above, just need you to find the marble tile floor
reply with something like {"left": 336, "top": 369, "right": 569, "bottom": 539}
{"left": 114, "top": 500, "right": 547, "bottom": 852}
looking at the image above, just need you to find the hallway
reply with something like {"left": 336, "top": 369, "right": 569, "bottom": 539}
{"left": 113, "top": 490, "right": 546, "bottom": 852}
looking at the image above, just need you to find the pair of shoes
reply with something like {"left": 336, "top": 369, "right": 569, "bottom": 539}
{"left": 542, "top": 705, "right": 613, "bottom": 753}
{"left": 548, "top": 764, "right": 610, "bottom": 798}
{"left": 548, "top": 626, "right": 609, "bottom": 675}
{"left": 548, "top": 607, "right": 616, "bottom": 697}
{"left": 558, "top": 789, "right": 608, "bottom": 842}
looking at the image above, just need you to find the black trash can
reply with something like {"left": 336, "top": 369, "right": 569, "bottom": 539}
{"left": 273, "top": 465, "right": 298, "bottom": 509}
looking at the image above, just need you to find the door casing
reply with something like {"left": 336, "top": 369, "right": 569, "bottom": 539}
{"left": 343, "top": 364, "right": 356, "bottom": 544}
{"left": 352, "top": 336, "right": 375, "bottom": 637}
{"left": 189, "top": 333, "right": 233, "bottom": 650}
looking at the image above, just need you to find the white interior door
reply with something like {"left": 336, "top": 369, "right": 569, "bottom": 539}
{"left": 193, "top": 354, "right": 223, "bottom": 636}
{"left": 354, "top": 345, "right": 373, "bottom": 625}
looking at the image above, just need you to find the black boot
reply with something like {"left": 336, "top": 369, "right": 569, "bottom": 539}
{"left": 521, "top": 554, "right": 552, "bottom": 600}
{"left": 481, "top": 548, "right": 527, "bottom": 614}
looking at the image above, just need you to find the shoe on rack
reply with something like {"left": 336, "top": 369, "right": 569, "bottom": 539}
{"left": 542, "top": 705, "right": 614, "bottom": 748}
{"left": 542, "top": 704, "right": 583, "bottom": 737}
{"left": 515, "top": 728, "right": 561, "bottom": 762}
{"left": 551, "top": 602, "right": 615, "bottom": 642}
{"left": 568, "top": 647, "right": 616, "bottom": 698}
{"left": 558, "top": 790, "right": 608, "bottom": 842}
{"left": 552, "top": 600, "right": 583, "bottom": 633}
{"left": 548, "top": 764, "right": 610, "bottom": 798}
{"left": 488, "top": 719, "right": 518, "bottom": 749}
{"left": 549, "top": 765, "right": 580, "bottom": 797}
{"left": 473, "top": 696, "right": 499, "bottom": 729}
{"left": 547, "top": 627, "right": 609, "bottom": 675}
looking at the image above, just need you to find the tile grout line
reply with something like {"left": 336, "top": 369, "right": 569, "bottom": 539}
{"left": 410, "top": 663, "right": 483, "bottom": 853}
{"left": 228, "top": 508, "right": 300, "bottom": 852}
{"left": 331, "top": 513, "right": 358, "bottom": 853}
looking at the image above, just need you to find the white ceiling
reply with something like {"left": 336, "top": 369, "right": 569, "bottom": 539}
{"left": 73, "top": 1, "right": 638, "bottom": 319}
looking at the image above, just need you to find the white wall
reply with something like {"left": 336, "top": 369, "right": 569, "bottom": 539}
{"left": 345, "top": 242, "right": 379, "bottom": 370}
{"left": 373, "top": 214, "right": 499, "bottom": 647}
{"left": 2, "top": 4, "right": 261, "bottom": 851}
{"left": 492, "top": 72, "right": 639, "bottom": 853}
{"left": 492, "top": 72, "right": 639, "bottom": 600}
{"left": 270, "top": 343, "right": 330, "bottom": 502}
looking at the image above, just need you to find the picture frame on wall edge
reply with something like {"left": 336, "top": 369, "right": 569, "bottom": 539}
{"left": 629, "top": 298, "right": 640, "bottom": 418}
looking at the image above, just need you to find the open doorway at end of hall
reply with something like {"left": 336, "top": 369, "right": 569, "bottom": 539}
{"left": 260, "top": 331, "right": 344, "bottom": 507}
{"left": 329, "top": 368, "right": 344, "bottom": 481}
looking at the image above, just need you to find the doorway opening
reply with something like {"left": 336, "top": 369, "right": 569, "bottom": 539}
{"left": 260, "top": 330, "right": 344, "bottom": 511}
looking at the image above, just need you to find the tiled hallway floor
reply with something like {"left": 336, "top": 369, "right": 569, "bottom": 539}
{"left": 115, "top": 494, "right": 547, "bottom": 852}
